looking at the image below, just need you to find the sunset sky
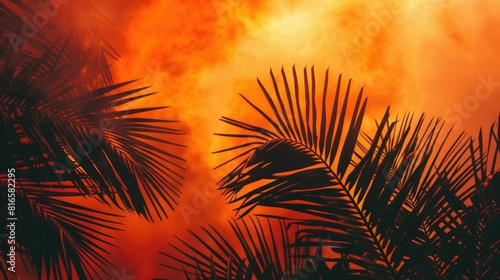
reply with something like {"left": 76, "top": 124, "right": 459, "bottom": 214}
{"left": 25, "top": 0, "right": 500, "bottom": 278}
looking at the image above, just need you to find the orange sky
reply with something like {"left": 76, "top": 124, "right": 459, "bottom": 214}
{"left": 40, "top": 0, "right": 500, "bottom": 278}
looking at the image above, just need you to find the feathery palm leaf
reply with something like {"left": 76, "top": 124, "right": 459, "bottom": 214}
{"left": 212, "top": 66, "right": 495, "bottom": 279}
{"left": 1, "top": 3, "right": 185, "bottom": 278}
{"left": 1, "top": 35, "right": 185, "bottom": 220}
{"left": 159, "top": 217, "right": 296, "bottom": 280}
{"left": 1, "top": 0, "right": 119, "bottom": 86}
{"left": 452, "top": 116, "right": 499, "bottom": 279}
{"left": 161, "top": 216, "right": 375, "bottom": 279}
{"left": 0, "top": 186, "right": 123, "bottom": 279}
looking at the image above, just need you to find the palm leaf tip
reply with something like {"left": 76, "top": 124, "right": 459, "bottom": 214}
{"left": 216, "top": 66, "right": 367, "bottom": 217}
{"left": 2, "top": 38, "right": 186, "bottom": 219}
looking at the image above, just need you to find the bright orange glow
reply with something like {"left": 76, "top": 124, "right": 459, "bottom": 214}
{"left": 43, "top": 0, "right": 500, "bottom": 278}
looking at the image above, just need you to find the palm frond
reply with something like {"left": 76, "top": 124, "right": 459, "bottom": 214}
{"left": 213, "top": 66, "right": 494, "bottom": 278}
{"left": 452, "top": 115, "right": 499, "bottom": 279}
{"left": 1, "top": 32, "right": 185, "bottom": 221}
{"left": 159, "top": 217, "right": 294, "bottom": 280}
{"left": 1, "top": 0, "right": 119, "bottom": 86}
{"left": 0, "top": 182, "right": 123, "bottom": 279}
{"left": 1, "top": 2, "right": 185, "bottom": 278}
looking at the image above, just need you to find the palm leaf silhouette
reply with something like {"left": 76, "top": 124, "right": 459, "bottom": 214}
{"left": 164, "top": 66, "right": 498, "bottom": 279}
{"left": 0, "top": 190, "right": 123, "bottom": 279}
{"left": 453, "top": 117, "right": 499, "bottom": 279}
{"left": 1, "top": 2, "right": 184, "bottom": 278}
{"left": 161, "top": 216, "right": 348, "bottom": 280}
{"left": 160, "top": 217, "right": 296, "bottom": 280}
{"left": 1, "top": 0, "right": 119, "bottom": 86}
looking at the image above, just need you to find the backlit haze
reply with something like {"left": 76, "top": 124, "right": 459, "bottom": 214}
{"left": 46, "top": 0, "right": 500, "bottom": 278}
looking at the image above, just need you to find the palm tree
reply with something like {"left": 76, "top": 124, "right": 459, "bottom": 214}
{"left": 162, "top": 66, "right": 499, "bottom": 279}
{"left": 1, "top": 2, "right": 184, "bottom": 279}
